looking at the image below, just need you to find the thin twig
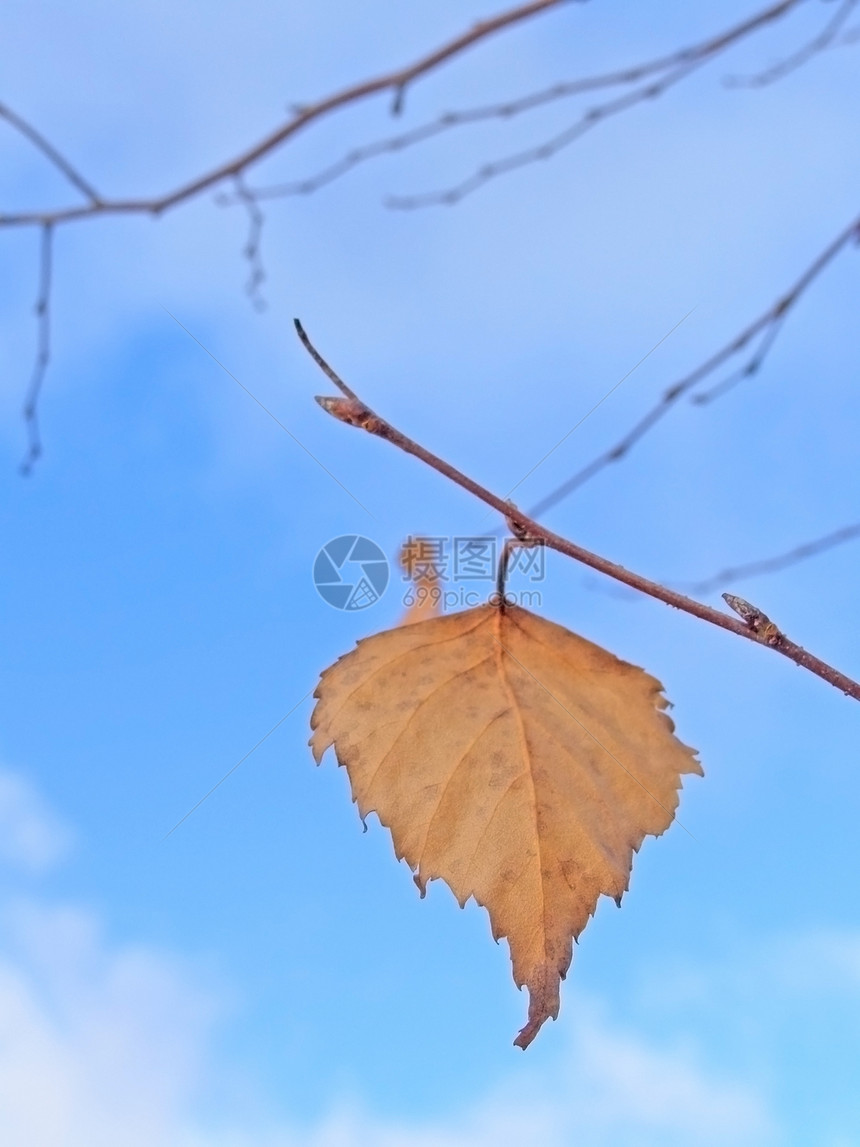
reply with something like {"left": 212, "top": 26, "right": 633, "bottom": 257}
{"left": 386, "top": 61, "right": 702, "bottom": 209}
{"left": 0, "top": 0, "right": 815, "bottom": 229}
{"left": 295, "top": 319, "right": 860, "bottom": 703}
{"left": 527, "top": 209, "right": 860, "bottom": 519}
{"left": 2, "top": 0, "right": 572, "bottom": 468}
{"left": 0, "top": 0, "right": 572, "bottom": 229}
{"left": 20, "top": 223, "right": 53, "bottom": 476}
{"left": 690, "top": 314, "right": 786, "bottom": 405}
{"left": 218, "top": 54, "right": 692, "bottom": 205}
{"left": 496, "top": 307, "right": 695, "bottom": 511}
{"left": 0, "top": 101, "right": 102, "bottom": 204}
{"left": 0, "top": 0, "right": 841, "bottom": 474}
{"left": 726, "top": 0, "right": 858, "bottom": 87}
{"left": 293, "top": 320, "right": 361, "bottom": 402}
{"left": 386, "top": 0, "right": 804, "bottom": 209}
{"left": 683, "top": 521, "right": 860, "bottom": 594}
{"left": 218, "top": 0, "right": 803, "bottom": 209}
{"left": 233, "top": 174, "right": 267, "bottom": 311}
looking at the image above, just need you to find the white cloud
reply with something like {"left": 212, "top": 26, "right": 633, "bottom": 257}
{"left": 0, "top": 765, "right": 773, "bottom": 1147}
{"left": 0, "top": 767, "right": 72, "bottom": 872}
{"left": 5, "top": 773, "right": 860, "bottom": 1147}
{"left": 279, "top": 1009, "right": 773, "bottom": 1147}
{"left": 0, "top": 903, "right": 774, "bottom": 1147}
{"left": 0, "top": 902, "right": 218, "bottom": 1147}
{"left": 0, "top": 766, "right": 220, "bottom": 1146}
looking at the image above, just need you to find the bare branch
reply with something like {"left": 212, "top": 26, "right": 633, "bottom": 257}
{"left": 684, "top": 521, "right": 860, "bottom": 594}
{"left": 295, "top": 319, "right": 860, "bottom": 703}
{"left": 527, "top": 209, "right": 860, "bottom": 519}
{"left": 690, "top": 313, "right": 785, "bottom": 405}
{"left": 217, "top": 28, "right": 766, "bottom": 206}
{"left": 386, "top": 61, "right": 701, "bottom": 209}
{"left": 0, "top": 0, "right": 573, "bottom": 230}
{"left": 20, "top": 223, "right": 53, "bottom": 476}
{"left": 0, "top": 0, "right": 846, "bottom": 471}
{"left": 386, "top": 0, "right": 805, "bottom": 209}
{"left": 0, "top": 101, "right": 102, "bottom": 205}
{"left": 232, "top": 174, "right": 267, "bottom": 311}
{"left": 727, "top": 0, "right": 859, "bottom": 87}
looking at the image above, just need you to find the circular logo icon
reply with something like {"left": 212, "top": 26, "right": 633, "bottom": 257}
{"left": 313, "top": 535, "right": 389, "bottom": 611}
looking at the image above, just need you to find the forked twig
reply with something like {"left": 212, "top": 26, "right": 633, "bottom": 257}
{"left": 1, "top": 0, "right": 847, "bottom": 474}
{"left": 0, "top": 0, "right": 572, "bottom": 230}
{"left": 20, "top": 223, "right": 53, "bottom": 476}
{"left": 295, "top": 319, "right": 860, "bottom": 703}
{"left": 528, "top": 209, "right": 860, "bottom": 518}
{"left": 387, "top": 0, "right": 805, "bottom": 209}
{"left": 0, "top": 0, "right": 572, "bottom": 470}
{"left": 232, "top": 174, "right": 268, "bottom": 311}
{"left": 224, "top": 0, "right": 805, "bottom": 210}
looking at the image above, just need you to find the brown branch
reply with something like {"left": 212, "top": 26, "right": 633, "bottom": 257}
{"left": 683, "top": 521, "right": 860, "bottom": 594}
{"left": 527, "top": 209, "right": 860, "bottom": 519}
{"left": 386, "top": 0, "right": 805, "bottom": 209}
{"left": 0, "top": 0, "right": 573, "bottom": 230}
{"left": 0, "top": 102, "right": 102, "bottom": 205}
{"left": 20, "top": 223, "right": 53, "bottom": 476}
{"left": 294, "top": 319, "right": 860, "bottom": 703}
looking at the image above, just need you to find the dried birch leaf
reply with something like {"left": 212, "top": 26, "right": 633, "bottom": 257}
{"left": 310, "top": 603, "right": 701, "bottom": 1048}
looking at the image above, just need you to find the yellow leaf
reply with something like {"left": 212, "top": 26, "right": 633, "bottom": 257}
{"left": 310, "top": 603, "right": 701, "bottom": 1048}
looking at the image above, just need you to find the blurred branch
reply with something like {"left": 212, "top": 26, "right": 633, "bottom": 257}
{"left": 527, "top": 209, "right": 860, "bottom": 519}
{"left": 0, "top": 0, "right": 851, "bottom": 471}
{"left": 0, "top": 0, "right": 573, "bottom": 229}
{"left": 20, "top": 223, "right": 53, "bottom": 476}
{"left": 220, "top": 0, "right": 803, "bottom": 208}
{"left": 727, "top": 0, "right": 858, "bottom": 87}
{"left": 386, "top": 61, "right": 700, "bottom": 209}
{"left": 296, "top": 318, "right": 860, "bottom": 703}
{"left": 0, "top": 0, "right": 572, "bottom": 469}
{"left": 215, "top": 54, "right": 693, "bottom": 205}
{"left": 0, "top": 101, "right": 102, "bottom": 205}
{"left": 684, "top": 521, "right": 860, "bottom": 594}
{"left": 386, "top": 0, "right": 806, "bottom": 209}
{"left": 232, "top": 174, "right": 267, "bottom": 311}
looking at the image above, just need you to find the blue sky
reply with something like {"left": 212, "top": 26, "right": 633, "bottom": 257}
{"left": 1, "top": 1, "right": 859, "bottom": 1143}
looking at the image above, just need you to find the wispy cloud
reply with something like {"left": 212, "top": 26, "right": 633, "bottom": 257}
{"left": 0, "top": 765, "right": 773, "bottom": 1147}
{"left": 0, "top": 766, "right": 72, "bottom": 873}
